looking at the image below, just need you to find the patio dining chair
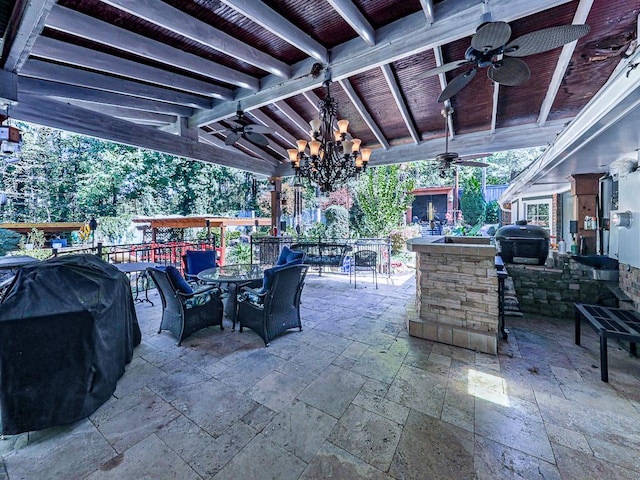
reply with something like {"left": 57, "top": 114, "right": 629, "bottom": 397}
{"left": 237, "top": 264, "right": 309, "bottom": 346}
{"left": 147, "top": 266, "right": 224, "bottom": 345}
{"left": 350, "top": 249, "right": 378, "bottom": 289}
{"left": 182, "top": 249, "right": 218, "bottom": 283}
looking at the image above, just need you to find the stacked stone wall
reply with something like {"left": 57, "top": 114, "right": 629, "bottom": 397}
{"left": 410, "top": 244, "right": 499, "bottom": 354}
{"left": 507, "top": 256, "right": 617, "bottom": 318}
{"left": 619, "top": 263, "right": 640, "bottom": 311}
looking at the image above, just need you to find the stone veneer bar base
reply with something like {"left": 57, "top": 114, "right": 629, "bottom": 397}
{"left": 406, "top": 237, "right": 499, "bottom": 355}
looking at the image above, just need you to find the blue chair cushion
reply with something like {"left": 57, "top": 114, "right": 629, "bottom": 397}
{"left": 158, "top": 265, "right": 193, "bottom": 295}
{"left": 184, "top": 250, "right": 217, "bottom": 276}
{"left": 260, "top": 259, "right": 304, "bottom": 293}
{"left": 276, "top": 246, "right": 305, "bottom": 266}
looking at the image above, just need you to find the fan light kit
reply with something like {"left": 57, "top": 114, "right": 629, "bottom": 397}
{"left": 435, "top": 106, "right": 489, "bottom": 175}
{"left": 415, "top": 12, "right": 590, "bottom": 102}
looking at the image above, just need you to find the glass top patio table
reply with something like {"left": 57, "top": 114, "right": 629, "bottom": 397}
{"left": 197, "top": 264, "right": 268, "bottom": 283}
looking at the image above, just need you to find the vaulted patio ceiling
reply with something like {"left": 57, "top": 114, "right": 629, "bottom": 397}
{"left": 0, "top": 0, "right": 637, "bottom": 183}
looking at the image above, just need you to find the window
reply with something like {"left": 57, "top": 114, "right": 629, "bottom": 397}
{"left": 524, "top": 200, "right": 552, "bottom": 232}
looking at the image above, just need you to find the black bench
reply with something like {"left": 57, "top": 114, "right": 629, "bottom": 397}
{"left": 574, "top": 303, "right": 640, "bottom": 382}
{"left": 291, "top": 242, "right": 352, "bottom": 276}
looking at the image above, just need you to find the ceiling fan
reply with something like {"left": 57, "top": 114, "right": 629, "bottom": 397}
{"left": 215, "top": 104, "right": 273, "bottom": 147}
{"left": 416, "top": 17, "right": 590, "bottom": 102}
{"left": 435, "top": 106, "right": 490, "bottom": 174}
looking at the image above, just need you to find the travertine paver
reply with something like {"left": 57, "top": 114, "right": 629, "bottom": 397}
{"left": 3, "top": 271, "right": 640, "bottom": 480}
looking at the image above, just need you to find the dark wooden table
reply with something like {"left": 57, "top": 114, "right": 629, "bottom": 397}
{"left": 574, "top": 303, "right": 640, "bottom": 382}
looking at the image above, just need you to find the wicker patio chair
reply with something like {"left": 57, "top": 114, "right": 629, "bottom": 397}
{"left": 147, "top": 266, "right": 224, "bottom": 345}
{"left": 237, "top": 264, "right": 309, "bottom": 346}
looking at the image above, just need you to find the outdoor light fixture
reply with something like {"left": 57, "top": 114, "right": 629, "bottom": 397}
{"left": 288, "top": 73, "right": 372, "bottom": 193}
{"left": 0, "top": 106, "right": 22, "bottom": 157}
{"left": 612, "top": 210, "right": 632, "bottom": 228}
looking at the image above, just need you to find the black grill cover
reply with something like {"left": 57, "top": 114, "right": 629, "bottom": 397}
{"left": 0, "top": 254, "right": 141, "bottom": 434}
{"left": 495, "top": 224, "right": 550, "bottom": 265}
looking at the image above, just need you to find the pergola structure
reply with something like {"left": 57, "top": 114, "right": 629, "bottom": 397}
{"left": 0, "top": 221, "right": 84, "bottom": 235}
{"left": 0, "top": 0, "right": 638, "bottom": 200}
{"left": 132, "top": 215, "right": 271, "bottom": 265}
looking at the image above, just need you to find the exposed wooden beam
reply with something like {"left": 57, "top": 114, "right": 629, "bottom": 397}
{"left": 327, "top": 0, "right": 375, "bottom": 47}
{"left": 45, "top": 5, "right": 259, "bottom": 91}
{"left": 302, "top": 91, "right": 321, "bottom": 112}
{"left": 274, "top": 101, "right": 311, "bottom": 137}
{"left": 381, "top": 64, "right": 419, "bottom": 144}
{"left": 538, "top": 0, "right": 594, "bottom": 126}
{"left": 100, "top": 0, "right": 291, "bottom": 79}
{"left": 61, "top": 98, "right": 178, "bottom": 126}
{"left": 19, "top": 77, "right": 194, "bottom": 117}
{"left": 248, "top": 110, "right": 298, "bottom": 147}
{"left": 274, "top": 118, "right": 571, "bottom": 175}
{"left": 193, "top": 0, "right": 574, "bottom": 126}
{"left": 0, "top": 70, "right": 18, "bottom": 104}
{"left": 3, "top": 0, "right": 55, "bottom": 71}
{"left": 338, "top": 79, "right": 390, "bottom": 150}
{"left": 31, "top": 37, "right": 233, "bottom": 100}
{"left": 20, "top": 60, "right": 212, "bottom": 110}
{"left": 207, "top": 122, "right": 282, "bottom": 166}
{"left": 12, "top": 95, "right": 276, "bottom": 176}
{"left": 219, "top": 0, "right": 328, "bottom": 63}
{"left": 419, "top": 0, "right": 435, "bottom": 25}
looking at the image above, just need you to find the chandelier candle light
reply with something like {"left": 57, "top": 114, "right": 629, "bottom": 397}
{"left": 288, "top": 80, "right": 372, "bottom": 193}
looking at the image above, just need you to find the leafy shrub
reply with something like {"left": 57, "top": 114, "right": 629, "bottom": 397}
{"left": 460, "top": 177, "right": 486, "bottom": 226}
{"left": 0, "top": 228, "right": 22, "bottom": 256}
{"left": 301, "top": 222, "right": 327, "bottom": 241}
{"left": 324, "top": 205, "right": 349, "bottom": 239}
{"left": 485, "top": 200, "right": 500, "bottom": 224}
{"left": 226, "top": 242, "right": 251, "bottom": 264}
{"left": 388, "top": 225, "right": 420, "bottom": 254}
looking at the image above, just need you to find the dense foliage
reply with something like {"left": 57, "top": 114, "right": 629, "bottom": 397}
{"left": 459, "top": 176, "right": 486, "bottom": 226}
{"left": 353, "top": 165, "right": 415, "bottom": 237}
{"left": 0, "top": 123, "right": 260, "bottom": 225}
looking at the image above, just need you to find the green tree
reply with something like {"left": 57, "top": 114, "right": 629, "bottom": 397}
{"left": 324, "top": 205, "right": 349, "bottom": 239}
{"left": 485, "top": 200, "right": 500, "bottom": 223}
{"left": 354, "top": 165, "right": 414, "bottom": 237}
{"left": 460, "top": 176, "right": 486, "bottom": 226}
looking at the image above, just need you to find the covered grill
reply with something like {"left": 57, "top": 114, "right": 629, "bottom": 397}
{"left": 495, "top": 223, "right": 550, "bottom": 265}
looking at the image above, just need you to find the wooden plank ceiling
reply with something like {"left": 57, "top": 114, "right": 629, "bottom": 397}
{"left": 0, "top": 0, "right": 637, "bottom": 179}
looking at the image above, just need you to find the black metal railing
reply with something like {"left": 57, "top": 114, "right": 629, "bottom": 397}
{"left": 250, "top": 236, "right": 393, "bottom": 276}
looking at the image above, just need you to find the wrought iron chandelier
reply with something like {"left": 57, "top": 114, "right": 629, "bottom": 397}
{"left": 288, "top": 79, "right": 372, "bottom": 193}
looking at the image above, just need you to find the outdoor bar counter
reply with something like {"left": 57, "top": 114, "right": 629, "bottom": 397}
{"left": 406, "top": 236, "right": 499, "bottom": 355}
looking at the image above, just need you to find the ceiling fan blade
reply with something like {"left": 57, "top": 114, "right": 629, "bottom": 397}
{"left": 229, "top": 118, "right": 249, "bottom": 128}
{"left": 437, "top": 68, "right": 477, "bottom": 102}
{"left": 453, "top": 160, "right": 490, "bottom": 167}
{"left": 487, "top": 57, "right": 530, "bottom": 86}
{"left": 224, "top": 132, "right": 241, "bottom": 145}
{"left": 504, "top": 24, "right": 590, "bottom": 57}
{"left": 244, "top": 131, "right": 270, "bottom": 147}
{"left": 244, "top": 124, "right": 272, "bottom": 134}
{"left": 471, "top": 21, "right": 512, "bottom": 52}
{"left": 413, "top": 60, "right": 471, "bottom": 80}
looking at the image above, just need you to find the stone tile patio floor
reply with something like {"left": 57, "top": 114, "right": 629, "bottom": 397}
{"left": 3, "top": 271, "right": 640, "bottom": 479}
